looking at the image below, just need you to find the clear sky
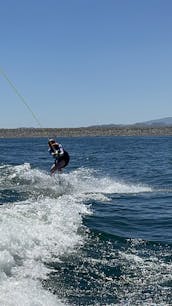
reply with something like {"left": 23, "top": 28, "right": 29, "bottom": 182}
{"left": 0, "top": 0, "right": 172, "bottom": 128}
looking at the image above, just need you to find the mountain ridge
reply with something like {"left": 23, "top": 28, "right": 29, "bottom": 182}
{"left": 89, "top": 117, "right": 172, "bottom": 128}
{"left": 134, "top": 117, "right": 172, "bottom": 126}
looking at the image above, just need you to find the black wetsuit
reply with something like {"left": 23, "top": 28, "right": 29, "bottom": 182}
{"left": 56, "top": 150, "right": 70, "bottom": 168}
{"left": 49, "top": 143, "right": 70, "bottom": 170}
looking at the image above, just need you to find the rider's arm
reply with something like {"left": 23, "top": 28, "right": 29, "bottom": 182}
{"left": 49, "top": 143, "right": 64, "bottom": 157}
{"left": 57, "top": 144, "right": 64, "bottom": 156}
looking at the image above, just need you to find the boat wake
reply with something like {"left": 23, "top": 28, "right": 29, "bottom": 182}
{"left": 0, "top": 163, "right": 153, "bottom": 305}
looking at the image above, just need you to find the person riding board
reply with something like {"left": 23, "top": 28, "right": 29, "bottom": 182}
{"left": 48, "top": 139, "right": 70, "bottom": 175}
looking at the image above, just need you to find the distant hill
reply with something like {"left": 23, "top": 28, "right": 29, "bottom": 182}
{"left": 134, "top": 117, "right": 172, "bottom": 127}
{"left": 88, "top": 117, "right": 172, "bottom": 128}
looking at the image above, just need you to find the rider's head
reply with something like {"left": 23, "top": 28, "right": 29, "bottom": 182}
{"left": 48, "top": 138, "right": 56, "bottom": 145}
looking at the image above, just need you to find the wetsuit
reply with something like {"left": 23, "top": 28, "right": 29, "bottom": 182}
{"left": 49, "top": 143, "right": 70, "bottom": 172}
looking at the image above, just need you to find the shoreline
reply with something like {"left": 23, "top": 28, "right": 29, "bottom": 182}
{"left": 0, "top": 126, "right": 172, "bottom": 138}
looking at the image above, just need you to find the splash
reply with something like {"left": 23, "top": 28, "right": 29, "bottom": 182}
{"left": 64, "top": 167, "right": 152, "bottom": 195}
{"left": 0, "top": 164, "right": 90, "bottom": 305}
{"left": 0, "top": 163, "right": 153, "bottom": 305}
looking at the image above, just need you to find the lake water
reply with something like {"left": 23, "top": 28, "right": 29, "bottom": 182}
{"left": 0, "top": 136, "right": 172, "bottom": 305}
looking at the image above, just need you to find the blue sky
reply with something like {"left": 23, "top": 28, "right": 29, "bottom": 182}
{"left": 0, "top": 0, "right": 172, "bottom": 128}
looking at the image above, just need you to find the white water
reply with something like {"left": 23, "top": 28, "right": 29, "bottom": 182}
{"left": 0, "top": 164, "right": 152, "bottom": 305}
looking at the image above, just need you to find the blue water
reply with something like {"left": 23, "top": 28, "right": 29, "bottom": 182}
{"left": 0, "top": 136, "right": 172, "bottom": 305}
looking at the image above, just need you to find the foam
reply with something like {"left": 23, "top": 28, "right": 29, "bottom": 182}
{"left": 0, "top": 165, "right": 91, "bottom": 305}
{"left": 0, "top": 163, "right": 153, "bottom": 305}
{"left": 64, "top": 167, "right": 152, "bottom": 195}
